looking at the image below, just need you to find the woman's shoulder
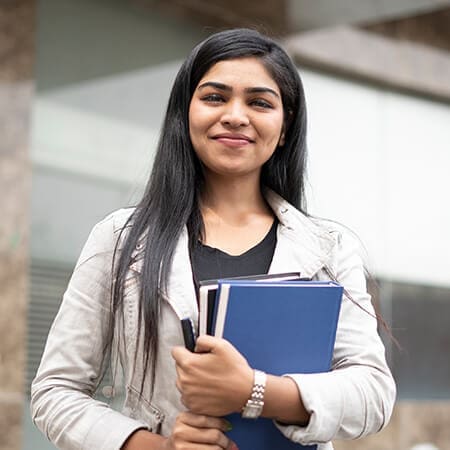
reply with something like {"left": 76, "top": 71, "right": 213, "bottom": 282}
{"left": 310, "top": 217, "right": 370, "bottom": 277}
{"left": 75, "top": 208, "right": 136, "bottom": 267}
{"left": 84, "top": 207, "right": 135, "bottom": 244}
{"left": 307, "top": 216, "right": 344, "bottom": 240}
{"left": 93, "top": 207, "right": 136, "bottom": 234}
{"left": 265, "top": 189, "right": 341, "bottom": 242}
{"left": 266, "top": 190, "right": 366, "bottom": 267}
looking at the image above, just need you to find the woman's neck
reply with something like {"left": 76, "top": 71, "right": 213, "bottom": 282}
{"left": 199, "top": 174, "right": 275, "bottom": 255}
{"left": 200, "top": 174, "right": 271, "bottom": 225}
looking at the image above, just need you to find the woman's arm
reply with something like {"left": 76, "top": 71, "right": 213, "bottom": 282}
{"left": 31, "top": 213, "right": 151, "bottom": 450}
{"left": 172, "top": 337, "right": 310, "bottom": 425}
{"left": 273, "top": 232, "right": 396, "bottom": 444}
{"left": 172, "top": 231, "right": 396, "bottom": 445}
{"left": 31, "top": 212, "right": 239, "bottom": 450}
{"left": 122, "top": 413, "right": 236, "bottom": 450}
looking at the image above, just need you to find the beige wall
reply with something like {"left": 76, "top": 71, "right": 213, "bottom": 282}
{"left": 362, "top": 7, "right": 450, "bottom": 52}
{"left": 334, "top": 402, "right": 450, "bottom": 450}
{"left": 0, "top": 1, "right": 34, "bottom": 449}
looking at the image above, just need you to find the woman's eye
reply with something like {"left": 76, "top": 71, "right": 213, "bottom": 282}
{"left": 250, "top": 99, "right": 273, "bottom": 109}
{"left": 201, "top": 93, "right": 225, "bottom": 103}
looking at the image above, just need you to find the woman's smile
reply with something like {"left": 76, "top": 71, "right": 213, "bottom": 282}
{"left": 189, "top": 57, "right": 285, "bottom": 178}
{"left": 210, "top": 132, "right": 255, "bottom": 148}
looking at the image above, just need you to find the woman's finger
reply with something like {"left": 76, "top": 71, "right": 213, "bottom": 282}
{"left": 175, "top": 376, "right": 182, "bottom": 394}
{"left": 186, "top": 427, "right": 230, "bottom": 448}
{"left": 177, "top": 411, "right": 231, "bottom": 432}
{"left": 171, "top": 345, "right": 192, "bottom": 368}
{"left": 169, "top": 412, "right": 233, "bottom": 449}
{"left": 194, "top": 334, "right": 222, "bottom": 353}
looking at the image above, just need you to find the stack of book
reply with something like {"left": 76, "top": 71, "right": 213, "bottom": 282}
{"left": 192, "top": 272, "right": 343, "bottom": 450}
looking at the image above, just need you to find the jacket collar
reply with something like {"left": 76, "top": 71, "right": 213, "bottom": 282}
{"left": 264, "top": 189, "right": 338, "bottom": 279}
{"left": 129, "top": 190, "right": 339, "bottom": 277}
{"left": 129, "top": 190, "right": 339, "bottom": 319}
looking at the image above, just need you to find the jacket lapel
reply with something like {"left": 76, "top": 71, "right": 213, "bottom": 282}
{"left": 265, "top": 190, "right": 338, "bottom": 279}
{"left": 128, "top": 190, "right": 338, "bottom": 321}
{"left": 164, "top": 228, "right": 198, "bottom": 323}
{"left": 129, "top": 228, "right": 198, "bottom": 324}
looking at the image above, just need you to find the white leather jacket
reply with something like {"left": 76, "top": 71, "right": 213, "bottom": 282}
{"left": 31, "top": 190, "right": 396, "bottom": 450}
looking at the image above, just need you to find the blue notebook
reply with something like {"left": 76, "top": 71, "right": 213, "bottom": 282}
{"left": 198, "top": 272, "right": 303, "bottom": 336}
{"left": 213, "top": 280, "right": 343, "bottom": 450}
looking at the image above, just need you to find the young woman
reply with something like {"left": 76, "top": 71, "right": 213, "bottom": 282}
{"left": 31, "top": 28, "right": 396, "bottom": 450}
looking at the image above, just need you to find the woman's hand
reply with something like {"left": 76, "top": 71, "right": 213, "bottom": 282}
{"left": 171, "top": 335, "right": 254, "bottom": 416}
{"left": 162, "top": 412, "right": 237, "bottom": 450}
{"left": 122, "top": 412, "right": 237, "bottom": 450}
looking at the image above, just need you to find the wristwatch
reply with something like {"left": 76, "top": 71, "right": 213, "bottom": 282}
{"left": 241, "top": 369, "right": 267, "bottom": 419}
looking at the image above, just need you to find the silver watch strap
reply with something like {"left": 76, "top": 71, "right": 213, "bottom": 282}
{"left": 241, "top": 369, "right": 266, "bottom": 419}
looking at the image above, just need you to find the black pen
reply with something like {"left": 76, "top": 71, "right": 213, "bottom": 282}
{"left": 181, "top": 318, "right": 196, "bottom": 352}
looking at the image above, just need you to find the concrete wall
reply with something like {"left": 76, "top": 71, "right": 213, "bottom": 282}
{"left": 0, "top": 1, "right": 34, "bottom": 449}
{"left": 334, "top": 402, "right": 450, "bottom": 450}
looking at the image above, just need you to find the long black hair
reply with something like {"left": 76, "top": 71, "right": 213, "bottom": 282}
{"left": 111, "top": 28, "right": 308, "bottom": 394}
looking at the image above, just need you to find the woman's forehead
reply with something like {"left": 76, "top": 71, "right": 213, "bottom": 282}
{"left": 196, "top": 57, "right": 280, "bottom": 92}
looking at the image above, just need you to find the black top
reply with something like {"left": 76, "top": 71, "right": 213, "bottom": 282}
{"left": 190, "top": 219, "right": 278, "bottom": 284}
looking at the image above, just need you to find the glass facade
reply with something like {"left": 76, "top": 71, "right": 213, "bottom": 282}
{"left": 388, "top": 281, "right": 450, "bottom": 400}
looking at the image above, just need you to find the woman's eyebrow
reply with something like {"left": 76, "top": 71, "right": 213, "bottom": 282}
{"left": 198, "top": 81, "right": 231, "bottom": 91}
{"left": 198, "top": 81, "right": 280, "bottom": 98}
{"left": 245, "top": 87, "right": 280, "bottom": 98}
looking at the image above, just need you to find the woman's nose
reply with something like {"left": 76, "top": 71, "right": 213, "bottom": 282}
{"left": 220, "top": 100, "right": 250, "bottom": 128}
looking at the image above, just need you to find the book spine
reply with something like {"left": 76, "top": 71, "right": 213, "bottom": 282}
{"left": 198, "top": 288, "right": 208, "bottom": 336}
{"left": 213, "top": 283, "right": 231, "bottom": 338}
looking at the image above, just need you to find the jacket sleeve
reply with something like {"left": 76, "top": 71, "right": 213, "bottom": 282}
{"left": 30, "top": 213, "right": 149, "bottom": 450}
{"left": 275, "top": 231, "right": 396, "bottom": 445}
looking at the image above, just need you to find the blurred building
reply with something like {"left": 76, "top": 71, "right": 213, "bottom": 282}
{"left": 1, "top": 1, "right": 449, "bottom": 449}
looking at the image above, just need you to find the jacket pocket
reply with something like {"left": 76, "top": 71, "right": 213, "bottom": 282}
{"left": 122, "top": 385, "right": 165, "bottom": 434}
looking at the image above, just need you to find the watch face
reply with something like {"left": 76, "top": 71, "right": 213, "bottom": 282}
{"left": 242, "top": 404, "right": 262, "bottom": 419}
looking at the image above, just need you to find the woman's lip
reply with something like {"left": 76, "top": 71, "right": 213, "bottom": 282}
{"left": 212, "top": 133, "right": 254, "bottom": 141}
{"left": 213, "top": 137, "right": 253, "bottom": 147}
{"left": 211, "top": 134, "right": 255, "bottom": 147}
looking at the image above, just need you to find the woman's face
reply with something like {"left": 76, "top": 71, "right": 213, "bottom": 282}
{"left": 189, "top": 57, "right": 285, "bottom": 180}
